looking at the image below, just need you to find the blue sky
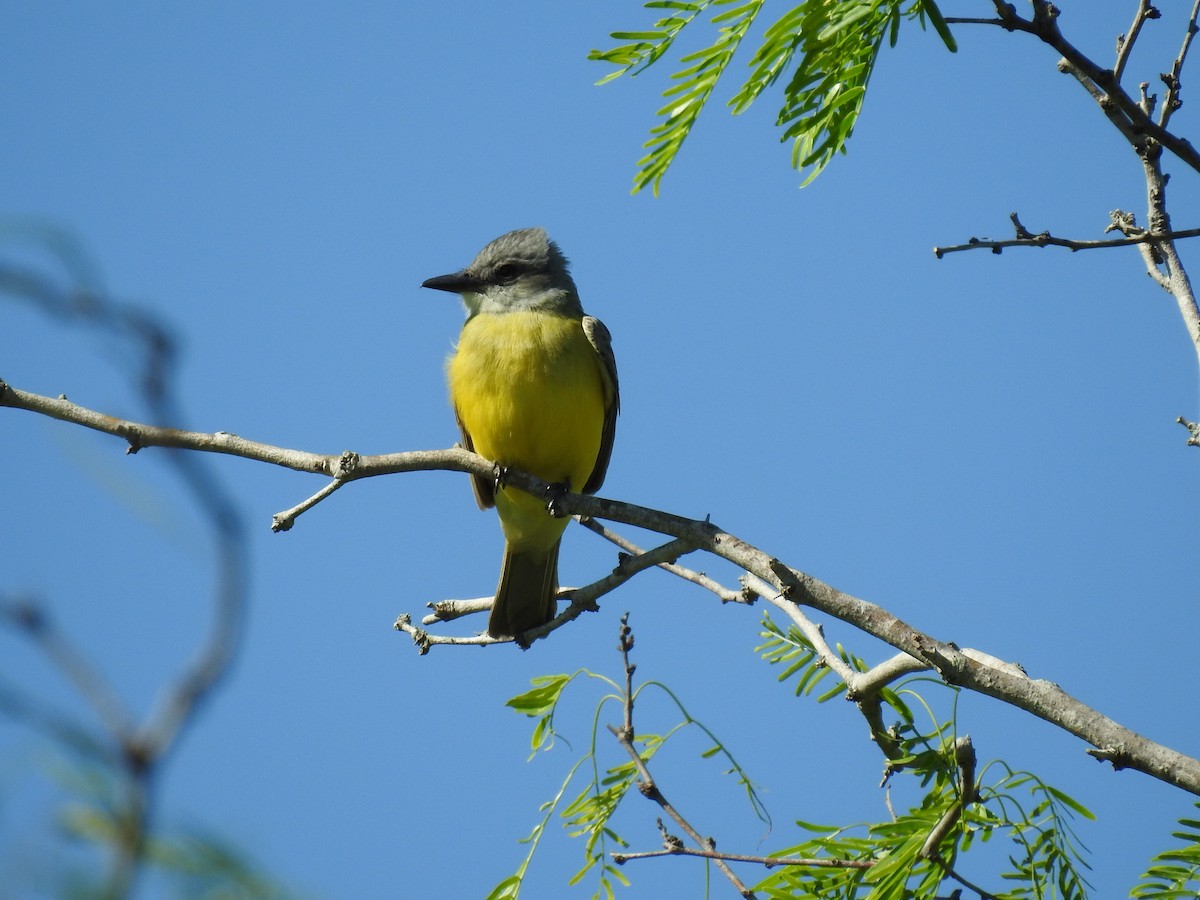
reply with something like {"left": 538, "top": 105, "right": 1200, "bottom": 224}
{"left": 3, "top": 2, "right": 1199, "bottom": 897}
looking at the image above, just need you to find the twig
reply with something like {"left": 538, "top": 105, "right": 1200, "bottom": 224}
{"left": 1114, "top": 0, "right": 1160, "bottom": 86}
{"left": 612, "top": 845, "right": 872, "bottom": 870}
{"left": 936, "top": 6, "right": 1200, "bottom": 380}
{"left": 919, "top": 737, "right": 1004, "bottom": 899}
{"left": 394, "top": 535, "right": 698, "bottom": 652}
{"left": 933, "top": 213, "right": 1200, "bottom": 258}
{"left": 948, "top": 2, "right": 1200, "bottom": 174}
{"left": 579, "top": 516, "right": 746, "bottom": 603}
{"left": 740, "top": 572, "right": 860, "bottom": 685}
{"left": 422, "top": 596, "right": 494, "bottom": 624}
{"left": 1134, "top": 136, "right": 1200, "bottom": 374}
{"left": 1178, "top": 416, "right": 1200, "bottom": 445}
{"left": 271, "top": 476, "right": 347, "bottom": 532}
{"left": 608, "top": 616, "right": 757, "bottom": 898}
{"left": 920, "top": 736, "right": 978, "bottom": 859}
{"left": 1160, "top": 0, "right": 1200, "bottom": 129}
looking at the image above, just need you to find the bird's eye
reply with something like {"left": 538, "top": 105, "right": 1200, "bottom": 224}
{"left": 495, "top": 263, "right": 520, "bottom": 284}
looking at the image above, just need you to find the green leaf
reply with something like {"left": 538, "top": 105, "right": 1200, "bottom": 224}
{"left": 506, "top": 674, "right": 572, "bottom": 716}
{"left": 921, "top": 0, "right": 957, "bottom": 52}
{"left": 1046, "top": 785, "right": 1095, "bottom": 820}
{"left": 594, "top": 0, "right": 957, "bottom": 190}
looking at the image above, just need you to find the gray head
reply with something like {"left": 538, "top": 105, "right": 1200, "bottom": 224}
{"left": 421, "top": 227, "right": 582, "bottom": 318}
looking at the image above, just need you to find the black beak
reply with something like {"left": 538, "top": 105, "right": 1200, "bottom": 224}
{"left": 421, "top": 270, "right": 485, "bottom": 293}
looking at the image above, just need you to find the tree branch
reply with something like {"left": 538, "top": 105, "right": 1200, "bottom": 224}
{"left": 1114, "top": 0, "right": 1161, "bottom": 87}
{"left": 1159, "top": 0, "right": 1200, "bottom": 129}
{"left": 933, "top": 211, "right": 1200, "bottom": 257}
{"left": 5, "top": 381, "right": 1200, "bottom": 795}
{"left": 934, "top": 7, "right": 1200, "bottom": 390}
{"left": 578, "top": 516, "right": 747, "bottom": 604}
{"left": 395, "top": 535, "right": 698, "bottom": 652}
{"left": 950, "top": 2, "right": 1200, "bottom": 172}
{"left": 0, "top": 238, "right": 249, "bottom": 895}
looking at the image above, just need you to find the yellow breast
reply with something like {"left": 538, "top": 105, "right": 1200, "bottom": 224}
{"left": 447, "top": 310, "right": 607, "bottom": 493}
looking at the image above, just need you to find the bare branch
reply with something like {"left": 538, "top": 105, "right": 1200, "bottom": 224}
{"left": 422, "top": 596, "right": 494, "bottom": 624}
{"left": 6, "top": 381, "right": 1200, "bottom": 794}
{"left": 1114, "top": 0, "right": 1161, "bottom": 87}
{"left": 1160, "top": 0, "right": 1200, "bottom": 128}
{"left": 949, "top": 2, "right": 1200, "bottom": 174}
{"left": 1134, "top": 135, "right": 1200, "bottom": 374}
{"left": 271, "top": 477, "right": 347, "bottom": 532}
{"left": 579, "top": 516, "right": 747, "bottom": 604}
{"left": 394, "top": 535, "right": 698, "bottom": 652}
{"left": 1178, "top": 416, "right": 1200, "bottom": 445}
{"left": 933, "top": 212, "right": 1200, "bottom": 258}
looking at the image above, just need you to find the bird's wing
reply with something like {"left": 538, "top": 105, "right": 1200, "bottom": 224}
{"left": 581, "top": 315, "right": 619, "bottom": 495}
{"left": 455, "top": 406, "right": 495, "bottom": 510}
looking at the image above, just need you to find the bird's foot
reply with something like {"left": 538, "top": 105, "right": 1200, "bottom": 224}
{"left": 492, "top": 463, "right": 510, "bottom": 492}
{"left": 545, "top": 480, "right": 571, "bottom": 519}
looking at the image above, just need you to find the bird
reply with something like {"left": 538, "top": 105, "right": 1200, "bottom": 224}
{"left": 422, "top": 228, "right": 619, "bottom": 638}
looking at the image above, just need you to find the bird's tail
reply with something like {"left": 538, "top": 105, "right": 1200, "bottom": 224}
{"left": 489, "top": 541, "right": 560, "bottom": 638}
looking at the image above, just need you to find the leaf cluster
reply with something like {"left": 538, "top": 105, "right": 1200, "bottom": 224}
{"left": 589, "top": 0, "right": 956, "bottom": 193}
{"left": 757, "top": 615, "right": 1095, "bottom": 899}
{"left": 1131, "top": 804, "right": 1200, "bottom": 899}
{"left": 492, "top": 666, "right": 768, "bottom": 898}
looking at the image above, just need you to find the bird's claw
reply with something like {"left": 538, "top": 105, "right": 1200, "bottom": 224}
{"left": 545, "top": 480, "right": 570, "bottom": 519}
{"left": 492, "top": 463, "right": 509, "bottom": 492}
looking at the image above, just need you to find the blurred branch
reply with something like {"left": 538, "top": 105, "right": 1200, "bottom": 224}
{"left": 0, "top": 596, "right": 136, "bottom": 739}
{"left": 5, "top": 378, "right": 1200, "bottom": 795}
{"left": 0, "top": 230, "right": 249, "bottom": 897}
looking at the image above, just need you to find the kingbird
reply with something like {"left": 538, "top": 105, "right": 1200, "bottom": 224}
{"left": 422, "top": 228, "right": 619, "bottom": 638}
